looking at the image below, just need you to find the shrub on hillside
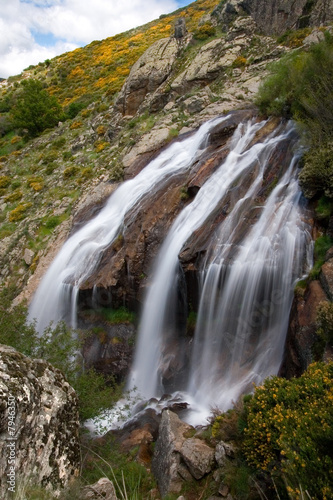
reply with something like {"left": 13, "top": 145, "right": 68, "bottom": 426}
{"left": 11, "top": 79, "right": 63, "bottom": 137}
{"left": 242, "top": 362, "right": 333, "bottom": 499}
{"left": 256, "top": 32, "right": 333, "bottom": 200}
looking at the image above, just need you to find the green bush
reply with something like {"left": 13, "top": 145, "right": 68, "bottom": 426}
{"left": 299, "top": 141, "right": 333, "bottom": 198}
{"left": 63, "top": 165, "right": 79, "bottom": 178}
{"left": 0, "top": 287, "right": 121, "bottom": 421}
{"left": 11, "top": 79, "right": 63, "bottom": 137}
{"left": 256, "top": 32, "right": 333, "bottom": 200}
{"left": 316, "top": 301, "right": 333, "bottom": 345}
{"left": 0, "top": 175, "right": 10, "bottom": 188}
{"left": 242, "top": 362, "right": 333, "bottom": 499}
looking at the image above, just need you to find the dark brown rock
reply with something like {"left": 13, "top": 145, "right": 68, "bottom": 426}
{"left": 320, "top": 257, "right": 333, "bottom": 300}
{"left": 281, "top": 280, "right": 328, "bottom": 378}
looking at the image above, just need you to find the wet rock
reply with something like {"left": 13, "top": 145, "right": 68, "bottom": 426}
{"left": 81, "top": 322, "right": 136, "bottom": 383}
{"left": 71, "top": 182, "right": 116, "bottom": 233}
{"left": 82, "top": 477, "right": 118, "bottom": 500}
{"left": 122, "top": 127, "right": 171, "bottom": 175}
{"left": 320, "top": 257, "right": 333, "bottom": 300}
{"left": 282, "top": 280, "right": 328, "bottom": 377}
{"left": 0, "top": 345, "right": 80, "bottom": 498}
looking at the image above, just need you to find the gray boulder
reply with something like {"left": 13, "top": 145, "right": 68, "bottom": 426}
{"left": 0, "top": 345, "right": 80, "bottom": 498}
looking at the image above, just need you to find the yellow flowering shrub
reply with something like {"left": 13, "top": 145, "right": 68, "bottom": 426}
{"left": 243, "top": 362, "right": 333, "bottom": 499}
{"left": 9, "top": 203, "right": 33, "bottom": 222}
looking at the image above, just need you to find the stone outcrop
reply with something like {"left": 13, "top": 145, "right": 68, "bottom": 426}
{"left": 0, "top": 345, "right": 80, "bottom": 498}
{"left": 152, "top": 410, "right": 215, "bottom": 497}
{"left": 114, "top": 37, "right": 179, "bottom": 116}
{"left": 221, "top": 0, "right": 333, "bottom": 36}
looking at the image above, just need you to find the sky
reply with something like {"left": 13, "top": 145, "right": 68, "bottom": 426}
{"left": 0, "top": 0, "right": 193, "bottom": 79}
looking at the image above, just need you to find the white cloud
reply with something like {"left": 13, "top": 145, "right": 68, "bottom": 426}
{"left": 0, "top": 0, "right": 181, "bottom": 78}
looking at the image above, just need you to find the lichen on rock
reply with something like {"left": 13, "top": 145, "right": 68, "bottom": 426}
{"left": 0, "top": 344, "right": 80, "bottom": 498}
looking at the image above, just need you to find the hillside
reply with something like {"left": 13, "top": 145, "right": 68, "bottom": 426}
{"left": 0, "top": 0, "right": 296, "bottom": 299}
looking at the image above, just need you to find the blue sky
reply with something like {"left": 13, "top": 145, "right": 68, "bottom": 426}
{"left": 0, "top": 0, "right": 194, "bottom": 79}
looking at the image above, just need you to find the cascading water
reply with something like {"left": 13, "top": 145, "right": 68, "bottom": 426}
{"left": 127, "top": 118, "right": 312, "bottom": 425}
{"left": 29, "top": 112, "right": 312, "bottom": 430}
{"left": 28, "top": 117, "right": 224, "bottom": 334}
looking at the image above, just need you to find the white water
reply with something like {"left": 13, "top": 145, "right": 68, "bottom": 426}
{"left": 128, "top": 119, "right": 312, "bottom": 425}
{"left": 29, "top": 114, "right": 312, "bottom": 431}
{"left": 28, "top": 117, "right": 224, "bottom": 333}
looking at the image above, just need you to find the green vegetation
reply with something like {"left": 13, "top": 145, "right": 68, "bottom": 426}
{"left": 243, "top": 362, "right": 333, "bottom": 499}
{"left": 308, "top": 234, "right": 333, "bottom": 279}
{"left": 256, "top": 32, "right": 333, "bottom": 202}
{"left": 0, "top": 287, "right": 122, "bottom": 421}
{"left": 82, "top": 306, "right": 136, "bottom": 325}
{"left": 11, "top": 79, "right": 63, "bottom": 137}
{"left": 209, "top": 363, "right": 333, "bottom": 500}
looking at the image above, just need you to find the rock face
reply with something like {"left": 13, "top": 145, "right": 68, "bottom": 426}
{"left": 0, "top": 345, "right": 80, "bottom": 498}
{"left": 152, "top": 410, "right": 215, "bottom": 497}
{"left": 282, "top": 249, "right": 333, "bottom": 378}
{"left": 114, "top": 37, "right": 179, "bottom": 116}
{"left": 75, "top": 110, "right": 257, "bottom": 311}
{"left": 240, "top": 0, "right": 333, "bottom": 35}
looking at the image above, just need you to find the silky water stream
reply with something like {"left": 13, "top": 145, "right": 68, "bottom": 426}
{"left": 28, "top": 116, "right": 312, "bottom": 430}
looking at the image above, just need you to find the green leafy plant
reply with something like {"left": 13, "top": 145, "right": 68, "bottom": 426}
{"left": 11, "top": 79, "right": 63, "bottom": 137}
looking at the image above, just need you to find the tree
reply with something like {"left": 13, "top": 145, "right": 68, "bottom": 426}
{"left": 11, "top": 79, "right": 62, "bottom": 137}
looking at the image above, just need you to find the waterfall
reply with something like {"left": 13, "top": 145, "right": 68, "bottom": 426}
{"left": 127, "top": 119, "right": 312, "bottom": 423}
{"left": 29, "top": 112, "right": 312, "bottom": 429}
{"left": 28, "top": 117, "right": 224, "bottom": 334}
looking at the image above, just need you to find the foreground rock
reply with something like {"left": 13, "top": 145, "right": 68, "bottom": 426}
{"left": 0, "top": 345, "right": 80, "bottom": 498}
{"left": 152, "top": 410, "right": 215, "bottom": 497}
{"left": 82, "top": 477, "right": 118, "bottom": 500}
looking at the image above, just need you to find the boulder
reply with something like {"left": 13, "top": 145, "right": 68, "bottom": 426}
{"left": 82, "top": 477, "right": 118, "bottom": 500}
{"left": 215, "top": 441, "right": 235, "bottom": 467}
{"left": 180, "top": 437, "right": 215, "bottom": 479}
{"left": 152, "top": 410, "right": 193, "bottom": 497}
{"left": 23, "top": 248, "right": 34, "bottom": 266}
{"left": 152, "top": 410, "right": 216, "bottom": 496}
{"left": 0, "top": 345, "right": 80, "bottom": 498}
{"left": 114, "top": 38, "right": 179, "bottom": 116}
{"left": 174, "top": 18, "right": 187, "bottom": 39}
